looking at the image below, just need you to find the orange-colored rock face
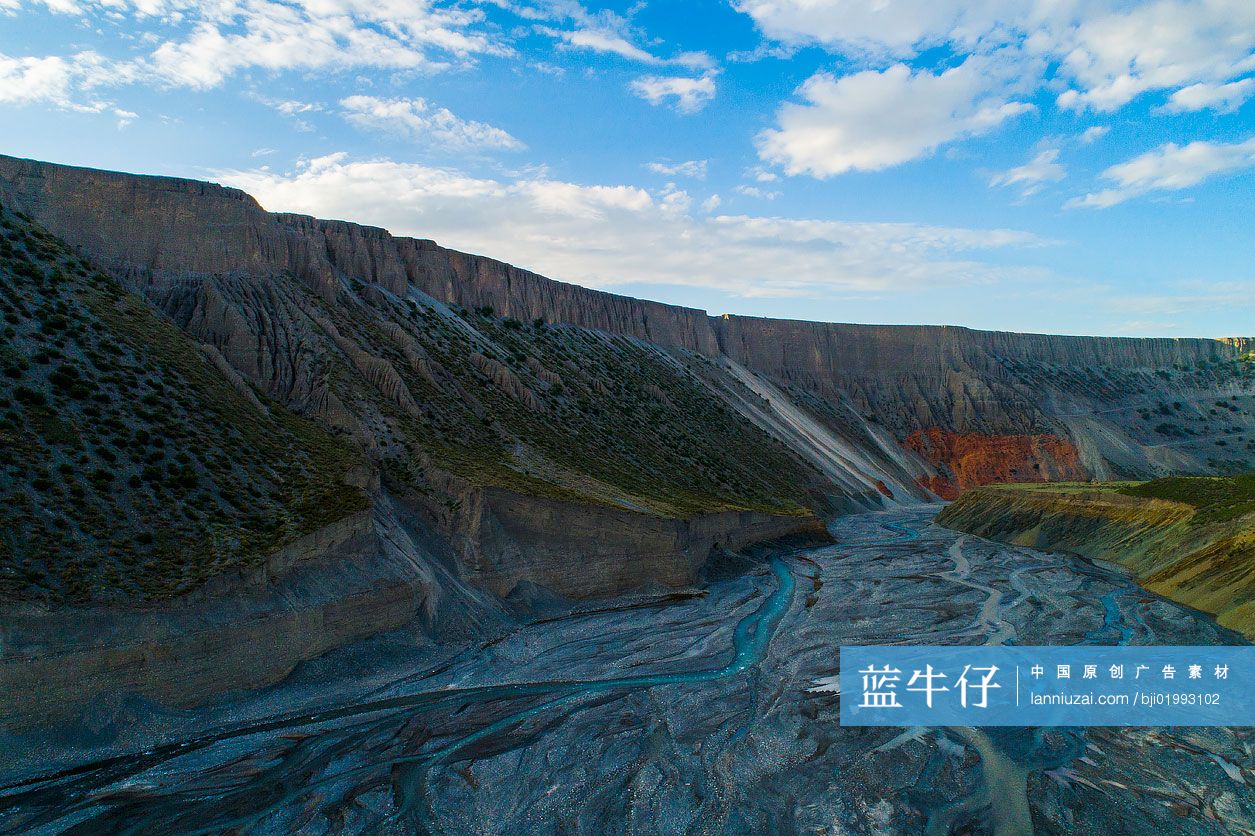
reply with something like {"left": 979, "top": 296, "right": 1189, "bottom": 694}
{"left": 914, "top": 473, "right": 961, "bottom": 500}
{"left": 903, "top": 428, "right": 1087, "bottom": 500}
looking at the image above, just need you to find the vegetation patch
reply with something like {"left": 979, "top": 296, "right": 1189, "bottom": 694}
{"left": 321, "top": 291, "right": 817, "bottom": 519}
{"left": 1121, "top": 474, "right": 1255, "bottom": 525}
{"left": 0, "top": 206, "right": 367, "bottom": 604}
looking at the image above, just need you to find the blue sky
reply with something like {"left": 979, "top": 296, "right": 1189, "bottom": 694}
{"left": 2, "top": 0, "right": 1253, "bottom": 337}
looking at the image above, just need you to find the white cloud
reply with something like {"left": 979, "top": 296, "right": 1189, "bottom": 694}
{"left": 217, "top": 153, "right": 1052, "bottom": 299}
{"left": 757, "top": 57, "right": 1033, "bottom": 178}
{"left": 502, "top": 1, "right": 713, "bottom": 68}
{"left": 646, "top": 159, "right": 707, "bottom": 179}
{"left": 733, "top": 0, "right": 1026, "bottom": 59}
{"left": 1054, "top": 1, "right": 1255, "bottom": 113}
{"left": 340, "top": 95, "right": 523, "bottom": 150}
{"left": 0, "top": 53, "right": 79, "bottom": 107}
{"left": 538, "top": 28, "right": 715, "bottom": 68}
{"left": 145, "top": 1, "right": 504, "bottom": 90}
{"left": 672, "top": 51, "right": 716, "bottom": 71}
{"left": 0, "top": 50, "right": 126, "bottom": 112}
{"left": 990, "top": 148, "right": 1065, "bottom": 196}
{"left": 3, "top": 0, "right": 507, "bottom": 106}
{"left": 248, "top": 95, "right": 325, "bottom": 131}
{"left": 629, "top": 73, "right": 716, "bottom": 113}
{"left": 733, "top": 184, "right": 780, "bottom": 200}
{"left": 737, "top": 0, "right": 1255, "bottom": 123}
{"left": 268, "top": 99, "right": 322, "bottom": 116}
{"left": 1067, "top": 137, "right": 1255, "bottom": 208}
{"left": 1161, "top": 78, "right": 1255, "bottom": 113}
{"left": 1079, "top": 126, "right": 1109, "bottom": 144}
{"left": 543, "top": 27, "right": 658, "bottom": 63}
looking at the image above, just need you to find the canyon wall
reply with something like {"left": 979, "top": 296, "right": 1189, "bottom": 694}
{"left": 457, "top": 488, "right": 829, "bottom": 599}
{"left": 713, "top": 314, "right": 1254, "bottom": 487}
{"left": 903, "top": 428, "right": 1088, "bottom": 499}
{"left": 712, "top": 314, "right": 1249, "bottom": 433}
{"left": 0, "top": 507, "right": 443, "bottom": 728}
{"left": 1, "top": 152, "right": 1252, "bottom": 499}
{"left": 0, "top": 488, "right": 827, "bottom": 729}
{"left": 0, "top": 156, "right": 719, "bottom": 353}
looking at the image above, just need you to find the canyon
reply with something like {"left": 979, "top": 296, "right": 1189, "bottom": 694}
{"left": 4, "top": 508, "right": 1252, "bottom": 834}
{"left": 0, "top": 153, "right": 1253, "bottom": 728}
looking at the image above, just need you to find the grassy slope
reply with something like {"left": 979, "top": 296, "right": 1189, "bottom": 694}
{"left": 937, "top": 476, "right": 1255, "bottom": 637}
{"left": 324, "top": 288, "right": 819, "bottom": 519}
{"left": 0, "top": 208, "right": 820, "bottom": 605}
{"left": 0, "top": 206, "right": 368, "bottom": 604}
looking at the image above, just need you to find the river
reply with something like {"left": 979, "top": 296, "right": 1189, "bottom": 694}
{"left": 1, "top": 506, "right": 1251, "bottom": 834}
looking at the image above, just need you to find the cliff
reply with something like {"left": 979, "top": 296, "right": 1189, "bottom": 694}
{"left": 0, "top": 155, "right": 720, "bottom": 353}
{"left": 714, "top": 315, "right": 1255, "bottom": 486}
{"left": 937, "top": 478, "right": 1255, "bottom": 638}
{"left": 456, "top": 488, "right": 828, "bottom": 599}
{"left": 0, "top": 490, "right": 827, "bottom": 729}
{"left": 903, "top": 428, "right": 1087, "bottom": 499}
{"left": 3, "top": 154, "right": 1249, "bottom": 498}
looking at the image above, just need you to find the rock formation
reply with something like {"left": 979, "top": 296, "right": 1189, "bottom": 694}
{"left": 903, "top": 428, "right": 1088, "bottom": 499}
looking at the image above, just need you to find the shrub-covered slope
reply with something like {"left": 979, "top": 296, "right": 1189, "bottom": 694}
{"left": 315, "top": 292, "right": 820, "bottom": 519}
{"left": 0, "top": 205, "right": 830, "bottom": 606}
{"left": 5, "top": 154, "right": 1250, "bottom": 503}
{"left": 0, "top": 205, "right": 368, "bottom": 603}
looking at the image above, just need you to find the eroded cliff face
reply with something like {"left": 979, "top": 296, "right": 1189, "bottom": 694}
{"left": 0, "top": 156, "right": 719, "bottom": 352}
{"left": 714, "top": 315, "right": 1255, "bottom": 489}
{"left": 453, "top": 488, "right": 829, "bottom": 599}
{"left": 0, "top": 490, "right": 828, "bottom": 729}
{"left": 1, "top": 153, "right": 1251, "bottom": 508}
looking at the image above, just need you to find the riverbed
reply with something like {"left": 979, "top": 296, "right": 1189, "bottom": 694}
{"left": 1, "top": 506, "right": 1252, "bottom": 833}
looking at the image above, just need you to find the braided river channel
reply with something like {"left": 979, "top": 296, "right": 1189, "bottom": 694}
{"left": 2, "top": 506, "right": 1252, "bottom": 834}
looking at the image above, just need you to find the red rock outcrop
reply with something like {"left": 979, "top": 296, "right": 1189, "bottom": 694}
{"left": 903, "top": 428, "right": 1088, "bottom": 499}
